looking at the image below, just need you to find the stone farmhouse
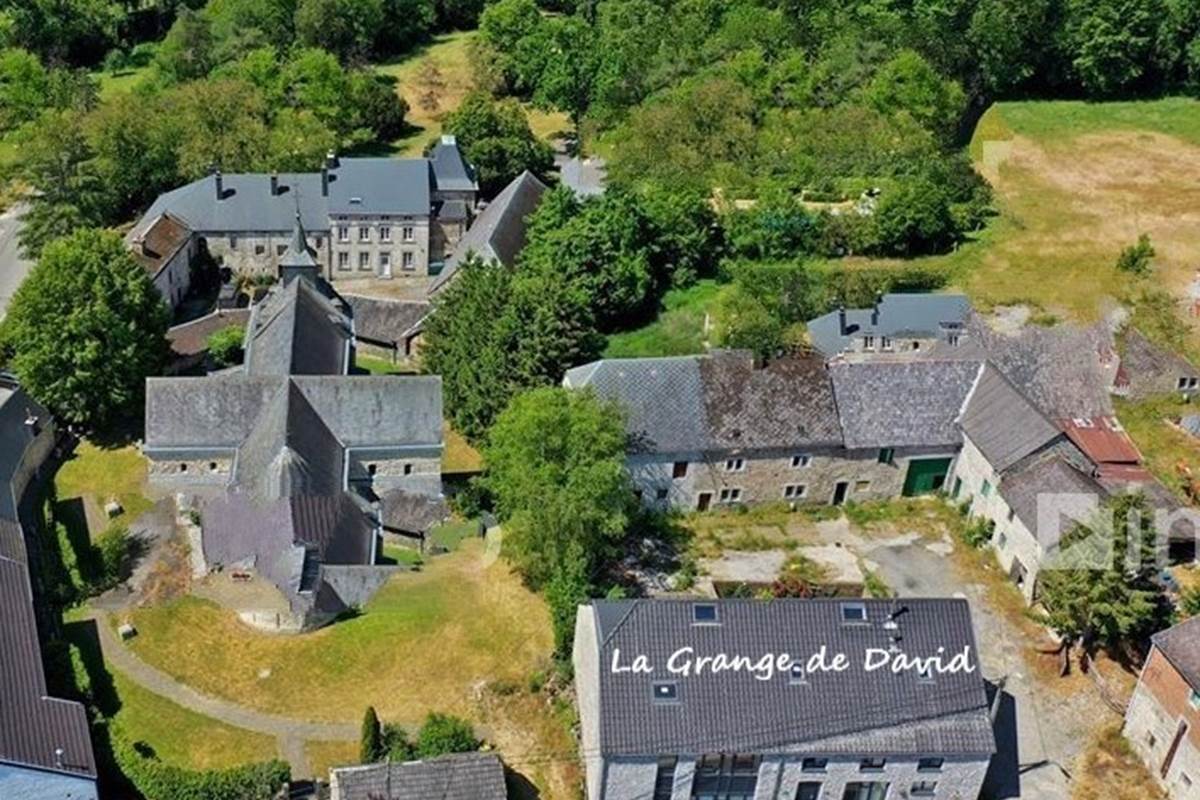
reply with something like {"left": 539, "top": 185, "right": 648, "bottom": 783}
{"left": 0, "top": 376, "right": 97, "bottom": 799}
{"left": 127, "top": 137, "right": 478, "bottom": 308}
{"left": 573, "top": 598, "right": 995, "bottom": 800}
{"left": 806, "top": 293, "right": 972, "bottom": 360}
{"left": 1124, "top": 616, "right": 1200, "bottom": 798}
{"left": 143, "top": 222, "right": 445, "bottom": 632}
{"left": 569, "top": 294, "right": 1198, "bottom": 603}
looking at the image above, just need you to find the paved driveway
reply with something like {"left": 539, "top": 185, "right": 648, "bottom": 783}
{"left": 0, "top": 202, "right": 31, "bottom": 320}
{"left": 862, "top": 533, "right": 1111, "bottom": 800}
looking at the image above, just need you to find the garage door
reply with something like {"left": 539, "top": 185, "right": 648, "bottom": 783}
{"left": 902, "top": 458, "right": 952, "bottom": 496}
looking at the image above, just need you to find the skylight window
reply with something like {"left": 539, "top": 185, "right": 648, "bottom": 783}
{"left": 840, "top": 602, "right": 868, "bottom": 623}
{"left": 693, "top": 604, "right": 719, "bottom": 625}
{"left": 652, "top": 682, "right": 679, "bottom": 703}
{"left": 788, "top": 663, "right": 807, "bottom": 685}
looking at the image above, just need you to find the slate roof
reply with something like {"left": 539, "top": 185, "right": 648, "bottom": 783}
{"left": 430, "top": 171, "right": 548, "bottom": 294}
{"left": 559, "top": 155, "right": 606, "bottom": 197}
{"left": 1119, "top": 328, "right": 1199, "bottom": 394}
{"left": 0, "top": 380, "right": 97, "bottom": 781}
{"left": 430, "top": 138, "right": 479, "bottom": 193}
{"left": 959, "top": 365, "right": 1062, "bottom": 473}
{"left": 135, "top": 145, "right": 475, "bottom": 234}
{"left": 330, "top": 752, "right": 505, "bottom": 800}
{"left": 126, "top": 211, "right": 191, "bottom": 279}
{"left": 967, "top": 315, "right": 1116, "bottom": 419}
{"left": 144, "top": 277, "right": 443, "bottom": 617}
{"left": 830, "top": 360, "right": 982, "bottom": 449}
{"left": 327, "top": 158, "right": 432, "bottom": 216}
{"left": 244, "top": 278, "right": 352, "bottom": 376}
{"left": 1151, "top": 616, "right": 1200, "bottom": 690}
{"left": 996, "top": 452, "right": 1106, "bottom": 547}
{"left": 585, "top": 598, "right": 995, "bottom": 757}
{"left": 564, "top": 352, "right": 841, "bottom": 454}
{"left": 342, "top": 295, "right": 429, "bottom": 346}
{"left": 139, "top": 172, "right": 329, "bottom": 233}
{"left": 807, "top": 294, "right": 971, "bottom": 356}
{"left": 379, "top": 489, "right": 450, "bottom": 534}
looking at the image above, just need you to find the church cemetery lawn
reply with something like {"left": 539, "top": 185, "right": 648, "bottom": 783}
{"left": 108, "top": 670, "right": 276, "bottom": 770}
{"left": 122, "top": 537, "right": 552, "bottom": 725}
{"left": 374, "top": 31, "right": 568, "bottom": 157}
{"left": 54, "top": 442, "right": 154, "bottom": 536}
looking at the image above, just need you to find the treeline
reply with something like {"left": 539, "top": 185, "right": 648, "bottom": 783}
{"left": 0, "top": 43, "right": 407, "bottom": 257}
{"left": 472, "top": 0, "right": 1200, "bottom": 256}
{"left": 0, "top": 0, "right": 487, "bottom": 69}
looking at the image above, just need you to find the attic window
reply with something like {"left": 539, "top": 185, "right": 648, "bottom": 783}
{"left": 350, "top": 196, "right": 362, "bottom": 204}
{"left": 840, "top": 602, "right": 867, "bottom": 623}
{"left": 652, "top": 682, "right": 679, "bottom": 703}
{"left": 692, "top": 604, "right": 718, "bottom": 625}
{"left": 916, "top": 664, "right": 935, "bottom": 684}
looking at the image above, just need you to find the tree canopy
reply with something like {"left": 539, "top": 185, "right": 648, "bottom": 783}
{"left": 0, "top": 229, "right": 170, "bottom": 429}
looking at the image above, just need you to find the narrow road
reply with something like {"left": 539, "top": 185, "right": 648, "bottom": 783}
{"left": 87, "top": 610, "right": 357, "bottom": 778}
{"left": 0, "top": 202, "right": 31, "bottom": 321}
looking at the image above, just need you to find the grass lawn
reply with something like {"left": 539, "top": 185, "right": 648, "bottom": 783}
{"left": 110, "top": 670, "right": 276, "bottom": 770}
{"left": 306, "top": 740, "right": 360, "bottom": 777}
{"left": 381, "top": 542, "right": 424, "bottom": 566}
{"left": 443, "top": 421, "right": 483, "bottom": 474}
{"left": 1072, "top": 724, "right": 1166, "bottom": 800}
{"left": 603, "top": 279, "right": 726, "bottom": 358}
{"left": 430, "top": 517, "right": 481, "bottom": 550}
{"left": 91, "top": 65, "right": 153, "bottom": 101}
{"left": 374, "top": 31, "right": 568, "bottom": 157}
{"left": 54, "top": 442, "right": 153, "bottom": 535}
{"left": 1115, "top": 395, "right": 1200, "bottom": 498}
{"left": 123, "top": 537, "right": 552, "bottom": 723}
{"left": 354, "top": 352, "right": 413, "bottom": 375}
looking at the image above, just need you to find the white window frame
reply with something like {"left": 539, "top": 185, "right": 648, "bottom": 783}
{"left": 863, "top": 335, "right": 875, "bottom": 350}
{"left": 402, "top": 226, "right": 415, "bottom": 242}
{"left": 358, "top": 226, "right": 371, "bottom": 242}
{"left": 337, "top": 225, "right": 350, "bottom": 243}
{"left": 358, "top": 251, "right": 371, "bottom": 271}
{"left": 380, "top": 226, "right": 392, "bottom": 242}
{"left": 783, "top": 484, "right": 806, "bottom": 500}
{"left": 337, "top": 251, "right": 350, "bottom": 270}
{"left": 718, "top": 487, "right": 742, "bottom": 504}
{"left": 881, "top": 336, "right": 893, "bottom": 351}
{"left": 724, "top": 458, "right": 745, "bottom": 472}
{"left": 791, "top": 454, "right": 811, "bottom": 469}
{"left": 402, "top": 251, "right": 415, "bottom": 270}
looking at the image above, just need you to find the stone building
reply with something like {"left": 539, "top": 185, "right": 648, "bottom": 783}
{"left": 129, "top": 137, "right": 477, "bottom": 297}
{"left": 0, "top": 376, "right": 98, "bottom": 800}
{"left": 1116, "top": 329, "right": 1200, "bottom": 400}
{"left": 142, "top": 226, "right": 445, "bottom": 632}
{"left": 806, "top": 294, "right": 972, "bottom": 360}
{"left": 573, "top": 598, "right": 995, "bottom": 800}
{"left": 1124, "top": 616, "right": 1200, "bottom": 798}
{"left": 563, "top": 352, "right": 977, "bottom": 511}
{"left": 125, "top": 210, "right": 196, "bottom": 309}
{"left": 329, "top": 752, "right": 506, "bottom": 800}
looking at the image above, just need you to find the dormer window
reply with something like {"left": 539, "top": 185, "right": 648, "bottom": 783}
{"left": 863, "top": 335, "right": 875, "bottom": 350}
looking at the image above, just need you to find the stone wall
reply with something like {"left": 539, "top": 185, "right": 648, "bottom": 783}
{"left": 202, "top": 231, "right": 332, "bottom": 279}
{"left": 329, "top": 215, "right": 431, "bottom": 278}
{"left": 573, "top": 606, "right": 605, "bottom": 800}
{"left": 1124, "top": 645, "right": 1200, "bottom": 797}
{"left": 146, "top": 455, "right": 233, "bottom": 487}
{"left": 151, "top": 238, "right": 196, "bottom": 309}
{"left": 630, "top": 445, "right": 958, "bottom": 512}
{"left": 346, "top": 454, "right": 441, "bottom": 494}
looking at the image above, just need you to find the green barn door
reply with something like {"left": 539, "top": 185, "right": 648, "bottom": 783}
{"left": 902, "top": 458, "right": 952, "bottom": 496}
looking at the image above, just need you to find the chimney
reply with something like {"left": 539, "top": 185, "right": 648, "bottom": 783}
{"left": 871, "top": 292, "right": 882, "bottom": 326}
{"left": 270, "top": 173, "right": 279, "bottom": 195}
{"left": 214, "top": 169, "right": 223, "bottom": 200}
{"left": 838, "top": 305, "right": 847, "bottom": 335}
{"left": 24, "top": 411, "right": 40, "bottom": 438}
{"left": 325, "top": 150, "right": 339, "bottom": 169}
{"left": 440, "top": 134, "right": 456, "bottom": 146}
{"left": 321, "top": 165, "right": 329, "bottom": 197}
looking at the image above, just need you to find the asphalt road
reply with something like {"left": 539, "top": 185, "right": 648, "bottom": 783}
{"left": 0, "top": 202, "right": 31, "bottom": 321}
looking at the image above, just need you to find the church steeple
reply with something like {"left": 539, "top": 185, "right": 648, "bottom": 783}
{"left": 279, "top": 211, "right": 320, "bottom": 285}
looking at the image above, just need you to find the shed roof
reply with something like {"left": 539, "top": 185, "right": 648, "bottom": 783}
{"left": 959, "top": 364, "right": 1062, "bottom": 473}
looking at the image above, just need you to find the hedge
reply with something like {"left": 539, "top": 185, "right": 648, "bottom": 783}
{"left": 111, "top": 729, "right": 289, "bottom": 800}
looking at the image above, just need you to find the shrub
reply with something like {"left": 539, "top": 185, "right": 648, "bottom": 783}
{"left": 360, "top": 706, "right": 384, "bottom": 763}
{"left": 960, "top": 517, "right": 994, "bottom": 548}
{"left": 415, "top": 713, "right": 480, "bottom": 758}
{"left": 1116, "top": 233, "right": 1155, "bottom": 275}
{"left": 206, "top": 325, "right": 245, "bottom": 368}
{"left": 96, "top": 523, "right": 133, "bottom": 588}
{"left": 1180, "top": 586, "right": 1200, "bottom": 618}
